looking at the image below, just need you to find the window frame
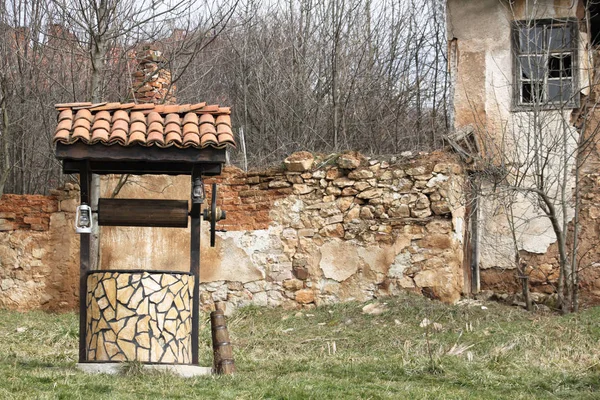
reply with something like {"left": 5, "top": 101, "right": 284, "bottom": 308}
{"left": 511, "top": 18, "right": 580, "bottom": 111}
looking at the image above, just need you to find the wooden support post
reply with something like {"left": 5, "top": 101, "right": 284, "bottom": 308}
{"left": 79, "top": 161, "right": 91, "bottom": 363}
{"left": 210, "top": 302, "right": 235, "bottom": 375}
{"left": 190, "top": 167, "right": 201, "bottom": 365}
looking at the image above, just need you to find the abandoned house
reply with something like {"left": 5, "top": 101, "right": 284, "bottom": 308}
{"left": 446, "top": 0, "right": 600, "bottom": 308}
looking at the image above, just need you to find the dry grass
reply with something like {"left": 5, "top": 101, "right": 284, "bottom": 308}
{"left": 0, "top": 293, "right": 599, "bottom": 399}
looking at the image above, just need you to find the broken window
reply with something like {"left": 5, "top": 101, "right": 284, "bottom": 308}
{"left": 513, "top": 20, "right": 578, "bottom": 108}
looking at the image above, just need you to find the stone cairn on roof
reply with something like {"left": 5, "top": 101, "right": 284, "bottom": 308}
{"left": 130, "top": 45, "right": 176, "bottom": 105}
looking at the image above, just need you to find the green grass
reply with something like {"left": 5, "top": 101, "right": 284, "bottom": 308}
{"left": 1, "top": 293, "right": 599, "bottom": 399}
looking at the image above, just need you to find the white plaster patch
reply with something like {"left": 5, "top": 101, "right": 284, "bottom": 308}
{"left": 427, "top": 174, "right": 448, "bottom": 188}
{"left": 453, "top": 216, "right": 464, "bottom": 243}
{"left": 388, "top": 252, "right": 410, "bottom": 278}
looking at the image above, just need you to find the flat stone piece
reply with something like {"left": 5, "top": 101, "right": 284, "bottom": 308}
{"left": 103, "top": 278, "right": 117, "bottom": 309}
{"left": 90, "top": 298, "right": 100, "bottom": 320}
{"left": 105, "top": 341, "right": 120, "bottom": 359}
{"left": 156, "top": 292, "right": 174, "bottom": 312}
{"left": 116, "top": 303, "right": 135, "bottom": 320}
{"left": 166, "top": 308, "right": 178, "bottom": 319}
{"left": 129, "top": 286, "right": 144, "bottom": 309}
{"left": 161, "top": 274, "right": 179, "bottom": 286}
{"left": 150, "top": 287, "right": 168, "bottom": 303}
{"left": 137, "top": 315, "right": 151, "bottom": 333}
{"left": 97, "top": 296, "right": 109, "bottom": 310}
{"left": 116, "top": 274, "right": 129, "bottom": 288}
{"left": 136, "top": 297, "right": 149, "bottom": 315}
{"left": 117, "top": 285, "right": 135, "bottom": 305}
{"left": 173, "top": 294, "right": 184, "bottom": 310}
{"left": 117, "top": 339, "right": 136, "bottom": 360}
{"left": 164, "top": 319, "right": 177, "bottom": 335}
{"left": 170, "top": 280, "right": 184, "bottom": 295}
{"left": 151, "top": 337, "right": 163, "bottom": 362}
{"left": 120, "top": 317, "right": 137, "bottom": 341}
{"left": 137, "top": 332, "right": 150, "bottom": 349}
{"left": 142, "top": 276, "right": 162, "bottom": 294}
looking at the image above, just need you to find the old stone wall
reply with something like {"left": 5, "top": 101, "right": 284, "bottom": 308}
{"left": 0, "top": 186, "right": 80, "bottom": 311}
{"left": 198, "top": 151, "right": 466, "bottom": 311}
{"left": 0, "top": 151, "right": 467, "bottom": 312}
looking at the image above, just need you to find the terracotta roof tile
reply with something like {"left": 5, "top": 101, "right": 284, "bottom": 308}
{"left": 75, "top": 109, "right": 93, "bottom": 123}
{"left": 109, "top": 129, "right": 128, "bottom": 145}
{"left": 56, "top": 118, "right": 73, "bottom": 132}
{"left": 183, "top": 122, "right": 199, "bottom": 136}
{"left": 183, "top": 132, "right": 200, "bottom": 146}
{"left": 91, "top": 128, "right": 109, "bottom": 143}
{"left": 113, "top": 110, "right": 129, "bottom": 123}
{"left": 183, "top": 113, "right": 199, "bottom": 125}
{"left": 132, "top": 103, "right": 155, "bottom": 110}
{"left": 216, "top": 115, "right": 231, "bottom": 126}
{"left": 147, "top": 131, "right": 165, "bottom": 146}
{"left": 53, "top": 101, "right": 235, "bottom": 149}
{"left": 73, "top": 117, "right": 91, "bottom": 131}
{"left": 200, "top": 122, "right": 217, "bottom": 136}
{"left": 58, "top": 109, "right": 73, "bottom": 122}
{"left": 72, "top": 126, "right": 91, "bottom": 142}
{"left": 200, "top": 133, "right": 218, "bottom": 147}
{"left": 128, "top": 131, "right": 146, "bottom": 145}
{"left": 112, "top": 119, "right": 129, "bottom": 134}
{"left": 54, "top": 128, "right": 71, "bottom": 142}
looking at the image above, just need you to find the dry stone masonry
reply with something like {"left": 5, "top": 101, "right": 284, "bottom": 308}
{"left": 86, "top": 271, "right": 193, "bottom": 363}
{"left": 199, "top": 150, "right": 467, "bottom": 312}
{"left": 0, "top": 151, "right": 469, "bottom": 312}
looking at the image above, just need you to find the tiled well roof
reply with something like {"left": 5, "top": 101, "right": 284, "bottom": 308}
{"left": 53, "top": 102, "right": 235, "bottom": 149}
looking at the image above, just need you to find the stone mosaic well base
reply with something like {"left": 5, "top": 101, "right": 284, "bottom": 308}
{"left": 86, "top": 270, "right": 194, "bottom": 364}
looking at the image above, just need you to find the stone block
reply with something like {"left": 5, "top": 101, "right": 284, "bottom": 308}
{"left": 337, "top": 152, "right": 364, "bottom": 169}
{"left": 431, "top": 201, "right": 451, "bottom": 215}
{"left": 293, "top": 184, "right": 314, "bottom": 195}
{"left": 325, "top": 168, "right": 343, "bottom": 180}
{"left": 269, "top": 180, "right": 291, "bottom": 188}
{"left": 348, "top": 169, "right": 374, "bottom": 179}
{"left": 0, "top": 222, "right": 15, "bottom": 231}
{"left": 295, "top": 289, "right": 315, "bottom": 304}
{"left": 333, "top": 177, "right": 355, "bottom": 187}
{"left": 357, "top": 188, "right": 383, "bottom": 200}
{"left": 284, "top": 152, "right": 314, "bottom": 172}
{"left": 283, "top": 279, "right": 304, "bottom": 291}
{"left": 319, "top": 223, "right": 344, "bottom": 238}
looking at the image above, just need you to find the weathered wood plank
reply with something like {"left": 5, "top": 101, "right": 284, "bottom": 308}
{"left": 62, "top": 160, "right": 222, "bottom": 176}
{"left": 55, "top": 142, "right": 226, "bottom": 164}
{"left": 98, "top": 199, "right": 189, "bottom": 228}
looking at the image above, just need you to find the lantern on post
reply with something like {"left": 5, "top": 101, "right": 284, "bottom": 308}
{"left": 75, "top": 203, "right": 93, "bottom": 233}
{"left": 192, "top": 177, "right": 205, "bottom": 204}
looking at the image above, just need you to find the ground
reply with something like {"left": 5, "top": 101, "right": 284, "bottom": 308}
{"left": 0, "top": 294, "right": 599, "bottom": 399}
